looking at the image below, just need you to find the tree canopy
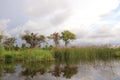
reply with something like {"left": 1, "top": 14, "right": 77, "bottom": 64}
{"left": 61, "top": 30, "right": 76, "bottom": 47}
{"left": 21, "top": 32, "right": 45, "bottom": 48}
{"left": 0, "top": 30, "right": 77, "bottom": 49}
{"left": 0, "top": 35, "right": 3, "bottom": 44}
{"left": 3, "top": 37, "right": 16, "bottom": 50}
{"left": 48, "top": 32, "right": 60, "bottom": 47}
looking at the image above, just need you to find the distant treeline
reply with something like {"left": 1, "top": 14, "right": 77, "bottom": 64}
{"left": 0, "top": 30, "right": 76, "bottom": 50}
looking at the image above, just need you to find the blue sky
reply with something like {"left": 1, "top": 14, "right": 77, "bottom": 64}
{"left": 0, "top": 0, "right": 120, "bottom": 46}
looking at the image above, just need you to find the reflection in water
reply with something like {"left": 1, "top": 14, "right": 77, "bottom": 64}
{"left": 21, "top": 63, "right": 47, "bottom": 77}
{"left": 51, "top": 64, "right": 78, "bottom": 78}
{"left": 0, "top": 61, "right": 120, "bottom": 80}
{"left": 63, "top": 65, "right": 78, "bottom": 78}
{"left": 0, "top": 53, "right": 120, "bottom": 80}
{"left": 0, "top": 63, "right": 15, "bottom": 76}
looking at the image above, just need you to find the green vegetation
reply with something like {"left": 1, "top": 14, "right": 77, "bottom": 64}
{"left": 3, "top": 37, "right": 16, "bottom": 50}
{"left": 48, "top": 32, "right": 60, "bottom": 47}
{"left": 0, "top": 45, "right": 120, "bottom": 63}
{"left": 52, "top": 47, "right": 120, "bottom": 64}
{"left": 61, "top": 30, "right": 76, "bottom": 47}
{"left": 0, "top": 30, "right": 120, "bottom": 63}
{"left": 21, "top": 31, "right": 45, "bottom": 48}
{"left": 0, "top": 48, "right": 54, "bottom": 62}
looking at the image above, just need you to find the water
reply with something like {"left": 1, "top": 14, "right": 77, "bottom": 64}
{"left": 0, "top": 60, "right": 120, "bottom": 80}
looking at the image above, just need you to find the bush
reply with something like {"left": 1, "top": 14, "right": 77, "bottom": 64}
{"left": 5, "top": 54, "right": 13, "bottom": 63}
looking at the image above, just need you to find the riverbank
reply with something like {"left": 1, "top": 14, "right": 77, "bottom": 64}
{"left": 0, "top": 47, "right": 54, "bottom": 62}
{"left": 0, "top": 46, "right": 120, "bottom": 63}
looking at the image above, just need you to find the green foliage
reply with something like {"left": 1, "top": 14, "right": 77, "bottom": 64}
{"left": 10, "top": 49, "right": 54, "bottom": 62}
{"left": 0, "top": 46, "right": 120, "bottom": 63}
{"left": 21, "top": 43, "right": 27, "bottom": 49}
{"left": 21, "top": 32, "right": 45, "bottom": 48}
{"left": 0, "top": 48, "right": 54, "bottom": 62}
{"left": 0, "top": 35, "right": 3, "bottom": 44}
{"left": 61, "top": 30, "right": 76, "bottom": 46}
{"left": 48, "top": 32, "right": 60, "bottom": 47}
{"left": 0, "top": 46, "right": 5, "bottom": 53}
{"left": 115, "top": 51, "right": 120, "bottom": 57}
{"left": 3, "top": 37, "right": 16, "bottom": 50}
{"left": 4, "top": 54, "right": 13, "bottom": 63}
{"left": 25, "top": 49, "right": 54, "bottom": 62}
{"left": 0, "top": 46, "right": 5, "bottom": 61}
{"left": 14, "top": 44, "right": 19, "bottom": 50}
{"left": 52, "top": 47, "right": 115, "bottom": 64}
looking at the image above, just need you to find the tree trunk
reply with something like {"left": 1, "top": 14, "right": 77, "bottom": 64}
{"left": 65, "top": 41, "right": 67, "bottom": 47}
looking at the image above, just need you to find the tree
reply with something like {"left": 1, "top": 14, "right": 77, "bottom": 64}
{"left": 14, "top": 44, "right": 19, "bottom": 50}
{"left": 21, "top": 43, "right": 27, "bottom": 49}
{"left": 0, "top": 35, "right": 3, "bottom": 45}
{"left": 48, "top": 32, "right": 60, "bottom": 47}
{"left": 0, "top": 30, "right": 6, "bottom": 46}
{"left": 38, "top": 35, "right": 46, "bottom": 47}
{"left": 21, "top": 32, "right": 45, "bottom": 48}
{"left": 3, "top": 37, "right": 16, "bottom": 50}
{"left": 61, "top": 30, "right": 76, "bottom": 47}
{"left": 0, "top": 34, "right": 6, "bottom": 46}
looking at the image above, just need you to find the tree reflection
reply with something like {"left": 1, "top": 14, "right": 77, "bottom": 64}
{"left": 51, "top": 64, "right": 62, "bottom": 77}
{"left": 51, "top": 50, "right": 78, "bottom": 79}
{"left": 62, "top": 65, "right": 77, "bottom": 78}
{"left": 0, "top": 62, "right": 15, "bottom": 78}
{"left": 20, "top": 62, "right": 52, "bottom": 78}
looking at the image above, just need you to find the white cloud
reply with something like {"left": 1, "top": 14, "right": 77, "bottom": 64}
{"left": 0, "top": 19, "right": 10, "bottom": 31}
{"left": 22, "top": 0, "right": 120, "bottom": 32}
{"left": 24, "top": 0, "right": 119, "bottom": 26}
{"left": 24, "top": 0, "right": 70, "bottom": 18}
{"left": 71, "top": 23, "right": 120, "bottom": 46}
{"left": 0, "top": 19, "right": 10, "bottom": 36}
{"left": 11, "top": 0, "right": 120, "bottom": 45}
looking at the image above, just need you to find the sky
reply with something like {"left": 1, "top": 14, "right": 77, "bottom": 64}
{"left": 0, "top": 0, "right": 120, "bottom": 46}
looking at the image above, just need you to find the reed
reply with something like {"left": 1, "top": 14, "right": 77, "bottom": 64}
{"left": 52, "top": 47, "right": 117, "bottom": 64}
{"left": 0, "top": 46, "right": 120, "bottom": 63}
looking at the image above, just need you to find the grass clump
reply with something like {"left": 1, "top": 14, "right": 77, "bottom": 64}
{"left": 115, "top": 51, "right": 120, "bottom": 57}
{"left": 0, "top": 48, "right": 54, "bottom": 63}
{"left": 24, "top": 49, "right": 54, "bottom": 62}
{"left": 52, "top": 47, "right": 115, "bottom": 64}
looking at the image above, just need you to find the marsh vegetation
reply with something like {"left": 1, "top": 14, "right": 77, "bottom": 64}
{"left": 0, "top": 30, "right": 120, "bottom": 80}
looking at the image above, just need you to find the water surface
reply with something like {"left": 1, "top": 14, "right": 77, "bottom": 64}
{"left": 0, "top": 60, "right": 120, "bottom": 80}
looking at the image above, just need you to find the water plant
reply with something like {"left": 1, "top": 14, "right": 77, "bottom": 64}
{"left": 52, "top": 47, "right": 116, "bottom": 64}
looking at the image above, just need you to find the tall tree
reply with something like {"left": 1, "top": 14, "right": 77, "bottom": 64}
{"left": 48, "top": 32, "right": 60, "bottom": 47}
{"left": 21, "top": 32, "right": 45, "bottom": 48}
{"left": 0, "top": 35, "right": 3, "bottom": 45}
{"left": 3, "top": 37, "right": 16, "bottom": 50}
{"left": 38, "top": 35, "right": 46, "bottom": 47}
{"left": 61, "top": 30, "right": 76, "bottom": 47}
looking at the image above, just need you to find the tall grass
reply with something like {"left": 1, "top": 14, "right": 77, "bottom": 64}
{"left": 52, "top": 47, "right": 117, "bottom": 64}
{"left": 0, "top": 46, "right": 120, "bottom": 63}
{"left": 0, "top": 46, "right": 5, "bottom": 61}
{"left": 0, "top": 48, "right": 54, "bottom": 62}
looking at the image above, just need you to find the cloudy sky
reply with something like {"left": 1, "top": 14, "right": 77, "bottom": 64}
{"left": 0, "top": 0, "right": 120, "bottom": 46}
